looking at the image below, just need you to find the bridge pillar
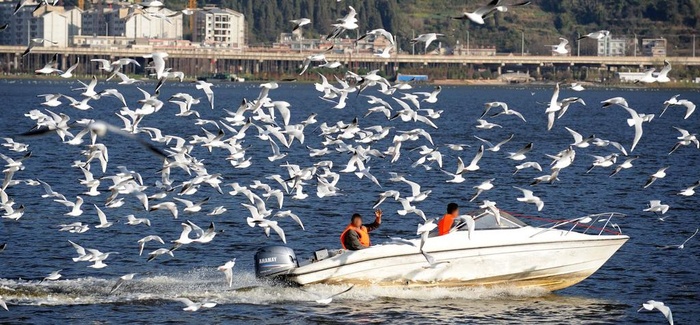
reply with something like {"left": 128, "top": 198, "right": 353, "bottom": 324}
{"left": 13, "top": 53, "right": 18, "bottom": 72}
{"left": 497, "top": 66, "right": 502, "bottom": 75}
{"left": 61, "top": 55, "right": 67, "bottom": 71}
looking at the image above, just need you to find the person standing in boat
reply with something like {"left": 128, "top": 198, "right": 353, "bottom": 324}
{"left": 437, "top": 203, "right": 460, "bottom": 236}
{"left": 340, "top": 209, "right": 383, "bottom": 250}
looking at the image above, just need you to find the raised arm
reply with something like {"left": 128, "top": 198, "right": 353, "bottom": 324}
{"left": 365, "top": 209, "right": 383, "bottom": 232}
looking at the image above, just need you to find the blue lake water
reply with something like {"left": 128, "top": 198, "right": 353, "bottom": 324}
{"left": 0, "top": 78, "right": 698, "bottom": 324}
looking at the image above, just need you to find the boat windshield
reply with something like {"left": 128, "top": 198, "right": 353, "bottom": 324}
{"left": 466, "top": 209, "right": 527, "bottom": 230}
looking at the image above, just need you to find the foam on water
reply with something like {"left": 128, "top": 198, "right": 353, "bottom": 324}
{"left": 0, "top": 268, "right": 548, "bottom": 307}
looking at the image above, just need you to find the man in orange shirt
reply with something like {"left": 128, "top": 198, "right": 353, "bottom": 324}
{"left": 437, "top": 203, "right": 460, "bottom": 236}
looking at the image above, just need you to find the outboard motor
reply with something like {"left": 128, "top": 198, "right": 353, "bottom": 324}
{"left": 254, "top": 246, "right": 298, "bottom": 279}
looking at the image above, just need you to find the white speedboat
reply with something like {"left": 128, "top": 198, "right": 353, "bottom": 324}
{"left": 254, "top": 210, "right": 628, "bottom": 291}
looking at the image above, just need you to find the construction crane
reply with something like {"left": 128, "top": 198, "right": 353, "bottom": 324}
{"left": 188, "top": 0, "right": 196, "bottom": 36}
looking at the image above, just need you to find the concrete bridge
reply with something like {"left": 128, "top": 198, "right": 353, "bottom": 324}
{"left": 1, "top": 45, "right": 698, "bottom": 80}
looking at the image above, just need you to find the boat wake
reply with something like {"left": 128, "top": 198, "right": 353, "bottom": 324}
{"left": 0, "top": 269, "right": 549, "bottom": 307}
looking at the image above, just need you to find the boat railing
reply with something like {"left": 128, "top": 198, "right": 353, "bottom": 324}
{"left": 525, "top": 212, "right": 626, "bottom": 237}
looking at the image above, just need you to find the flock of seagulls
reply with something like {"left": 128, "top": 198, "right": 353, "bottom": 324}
{"left": 0, "top": 0, "right": 696, "bottom": 321}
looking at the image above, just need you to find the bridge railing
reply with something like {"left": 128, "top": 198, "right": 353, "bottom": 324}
{"left": 0, "top": 45, "right": 698, "bottom": 67}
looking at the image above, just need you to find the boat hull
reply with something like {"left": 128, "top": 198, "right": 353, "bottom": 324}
{"left": 286, "top": 228, "right": 628, "bottom": 291}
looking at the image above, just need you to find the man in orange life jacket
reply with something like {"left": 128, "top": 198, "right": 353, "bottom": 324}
{"left": 340, "top": 209, "right": 382, "bottom": 250}
{"left": 437, "top": 203, "right": 460, "bottom": 236}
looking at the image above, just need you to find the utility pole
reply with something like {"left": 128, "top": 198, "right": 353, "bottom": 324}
{"left": 394, "top": 34, "right": 399, "bottom": 73}
{"left": 577, "top": 33, "right": 580, "bottom": 56}
{"left": 633, "top": 33, "right": 637, "bottom": 57}
{"left": 467, "top": 30, "right": 470, "bottom": 56}
{"left": 521, "top": 31, "right": 524, "bottom": 56}
{"left": 693, "top": 34, "right": 696, "bottom": 57}
{"left": 411, "top": 30, "right": 415, "bottom": 55}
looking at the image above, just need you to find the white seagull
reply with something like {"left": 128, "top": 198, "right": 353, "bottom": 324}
{"left": 508, "top": 142, "right": 533, "bottom": 161}
{"left": 138, "top": 235, "right": 164, "bottom": 256}
{"left": 174, "top": 197, "right": 209, "bottom": 214}
{"left": 126, "top": 215, "right": 151, "bottom": 227}
{"left": 174, "top": 298, "right": 217, "bottom": 312}
{"left": 474, "top": 134, "right": 513, "bottom": 152}
{"left": 513, "top": 186, "right": 544, "bottom": 211}
{"left": 658, "top": 228, "right": 698, "bottom": 250}
{"left": 644, "top": 167, "right": 668, "bottom": 188}
{"left": 470, "top": 179, "right": 495, "bottom": 202}
{"left": 621, "top": 105, "right": 653, "bottom": 152}
{"left": 300, "top": 286, "right": 354, "bottom": 305}
{"left": 661, "top": 97, "right": 695, "bottom": 120}
{"left": 217, "top": 259, "right": 236, "bottom": 287}
{"left": 110, "top": 273, "right": 136, "bottom": 294}
{"left": 637, "top": 300, "right": 673, "bottom": 325}
{"left": 143, "top": 52, "right": 169, "bottom": 80}
{"left": 677, "top": 181, "right": 700, "bottom": 197}
{"left": 410, "top": 33, "right": 443, "bottom": 52}
{"left": 453, "top": 0, "right": 531, "bottom": 24}
{"left": 54, "top": 196, "right": 84, "bottom": 217}
{"left": 59, "top": 59, "right": 80, "bottom": 79}
{"left": 643, "top": 200, "right": 669, "bottom": 215}
{"left": 577, "top": 30, "right": 610, "bottom": 40}
{"left": 290, "top": 18, "right": 311, "bottom": 32}
{"left": 610, "top": 156, "right": 639, "bottom": 177}
{"left": 94, "top": 205, "right": 114, "bottom": 228}
{"left": 41, "top": 269, "right": 62, "bottom": 283}
{"left": 194, "top": 80, "right": 214, "bottom": 109}
{"left": 552, "top": 38, "right": 569, "bottom": 55}
{"left": 397, "top": 198, "right": 427, "bottom": 221}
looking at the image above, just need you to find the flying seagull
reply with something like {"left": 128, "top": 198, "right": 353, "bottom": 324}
{"left": 453, "top": 0, "right": 531, "bottom": 24}
{"left": 19, "top": 121, "right": 168, "bottom": 158}
{"left": 290, "top": 18, "right": 310, "bottom": 32}
{"left": 299, "top": 285, "right": 354, "bottom": 305}
{"left": 577, "top": 30, "right": 610, "bottom": 40}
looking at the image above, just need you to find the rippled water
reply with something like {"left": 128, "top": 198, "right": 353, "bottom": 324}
{"left": 0, "top": 79, "right": 698, "bottom": 324}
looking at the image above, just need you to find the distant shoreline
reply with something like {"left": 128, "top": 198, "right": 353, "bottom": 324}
{"left": 1, "top": 74, "right": 698, "bottom": 90}
{"left": 432, "top": 79, "right": 700, "bottom": 89}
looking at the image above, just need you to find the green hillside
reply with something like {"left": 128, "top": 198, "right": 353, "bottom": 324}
{"left": 76, "top": 0, "right": 700, "bottom": 55}
{"left": 214, "top": 0, "right": 700, "bottom": 55}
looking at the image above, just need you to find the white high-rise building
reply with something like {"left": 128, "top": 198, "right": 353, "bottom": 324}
{"left": 0, "top": 1, "right": 182, "bottom": 47}
{"left": 115, "top": 8, "right": 183, "bottom": 39}
{"left": 0, "top": 3, "right": 81, "bottom": 47}
{"left": 83, "top": 7, "right": 183, "bottom": 40}
{"left": 37, "top": 9, "right": 83, "bottom": 47}
{"left": 193, "top": 6, "right": 245, "bottom": 48}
